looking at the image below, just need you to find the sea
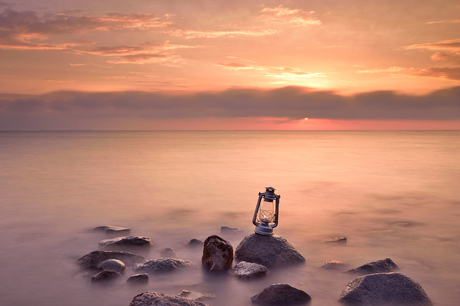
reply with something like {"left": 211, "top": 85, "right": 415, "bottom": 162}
{"left": 0, "top": 131, "right": 459, "bottom": 306}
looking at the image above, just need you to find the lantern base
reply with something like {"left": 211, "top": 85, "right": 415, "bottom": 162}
{"left": 254, "top": 224, "right": 273, "bottom": 236}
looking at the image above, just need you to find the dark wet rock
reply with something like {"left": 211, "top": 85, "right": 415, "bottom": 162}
{"left": 320, "top": 260, "right": 348, "bottom": 271}
{"left": 127, "top": 273, "right": 149, "bottom": 285}
{"left": 235, "top": 234, "right": 305, "bottom": 267}
{"left": 99, "top": 236, "right": 153, "bottom": 252}
{"left": 91, "top": 270, "right": 122, "bottom": 284}
{"left": 251, "top": 284, "right": 311, "bottom": 305}
{"left": 186, "top": 238, "right": 204, "bottom": 248}
{"left": 221, "top": 226, "right": 245, "bottom": 235}
{"left": 129, "top": 292, "right": 208, "bottom": 306}
{"left": 160, "top": 247, "right": 176, "bottom": 258}
{"left": 339, "top": 272, "right": 432, "bottom": 305}
{"left": 94, "top": 225, "right": 131, "bottom": 235}
{"left": 77, "top": 250, "right": 145, "bottom": 269}
{"left": 134, "top": 258, "right": 191, "bottom": 273}
{"left": 348, "top": 258, "right": 399, "bottom": 275}
{"left": 202, "top": 235, "right": 233, "bottom": 272}
{"left": 326, "top": 236, "right": 347, "bottom": 243}
{"left": 97, "top": 259, "right": 126, "bottom": 274}
{"left": 229, "top": 261, "right": 268, "bottom": 279}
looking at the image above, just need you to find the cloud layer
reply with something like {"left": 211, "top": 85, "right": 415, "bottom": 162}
{"left": 1, "top": 86, "right": 459, "bottom": 129}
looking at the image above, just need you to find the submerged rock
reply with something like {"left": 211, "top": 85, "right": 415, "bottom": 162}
{"left": 251, "top": 284, "right": 311, "bottom": 305}
{"left": 94, "top": 225, "right": 131, "bottom": 235}
{"left": 202, "top": 235, "right": 234, "bottom": 273}
{"left": 339, "top": 272, "right": 432, "bottom": 305}
{"left": 235, "top": 234, "right": 305, "bottom": 267}
{"left": 348, "top": 258, "right": 398, "bottom": 275}
{"left": 134, "top": 258, "right": 191, "bottom": 273}
{"left": 186, "top": 239, "right": 204, "bottom": 248}
{"left": 229, "top": 261, "right": 268, "bottom": 279}
{"left": 99, "top": 236, "right": 153, "bottom": 252}
{"left": 320, "top": 260, "right": 348, "bottom": 271}
{"left": 160, "top": 247, "right": 176, "bottom": 258}
{"left": 179, "top": 290, "right": 216, "bottom": 302}
{"left": 129, "top": 292, "right": 208, "bottom": 306}
{"left": 77, "top": 250, "right": 144, "bottom": 269}
{"left": 97, "top": 259, "right": 126, "bottom": 274}
{"left": 127, "top": 273, "right": 149, "bottom": 285}
{"left": 91, "top": 270, "right": 122, "bottom": 284}
{"left": 221, "top": 226, "right": 245, "bottom": 235}
{"left": 325, "top": 236, "right": 347, "bottom": 243}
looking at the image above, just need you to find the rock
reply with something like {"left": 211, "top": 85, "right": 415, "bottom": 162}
{"left": 221, "top": 226, "right": 245, "bottom": 235}
{"left": 97, "top": 259, "right": 126, "bottom": 274}
{"left": 320, "top": 260, "right": 348, "bottom": 271}
{"left": 235, "top": 234, "right": 305, "bottom": 267}
{"left": 178, "top": 290, "right": 216, "bottom": 302}
{"left": 186, "top": 239, "right": 203, "bottom": 248}
{"left": 91, "top": 270, "right": 122, "bottom": 284}
{"left": 94, "top": 225, "right": 131, "bottom": 235}
{"left": 160, "top": 247, "right": 176, "bottom": 258}
{"left": 348, "top": 258, "right": 399, "bottom": 275}
{"left": 99, "top": 236, "right": 153, "bottom": 252}
{"left": 229, "top": 261, "right": 268, "bottom": 279}
{"left": 134, "top": 258, "right": 191, "bottom": 273}
{"left": 127, "top": 273, "right": 149, "bottom": 285}
{"left": 129, "top": 292, "right": 208, "bottom": 306}
{"left": 77, "top": 250, "right": 145, "bottom": 269}
{"left": 201, "top": 235, "right": 234, "bottom": 272}
{"left": 325, "top": 236, "right": 347, "bottom": 243}
{"left": 338, "top": 272, "right": 433, "bottom": 305}
{"left": 251, "top": 284, "right": 311, "bottom": 305}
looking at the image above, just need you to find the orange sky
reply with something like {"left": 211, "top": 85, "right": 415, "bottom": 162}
{"left": 0, "top": 0, "right": 459, "bottom": 130}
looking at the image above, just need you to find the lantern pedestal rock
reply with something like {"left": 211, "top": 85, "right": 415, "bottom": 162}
{"left": 235, "top": 233, "right": 305, "bottom": 267}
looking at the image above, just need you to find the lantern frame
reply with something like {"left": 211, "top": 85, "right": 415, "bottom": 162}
{"left": 252, "top": 187, "right": 280, "bottom": 235}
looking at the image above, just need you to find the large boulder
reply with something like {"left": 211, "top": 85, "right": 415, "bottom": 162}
{"left": 229, "top": 261, "right": 268, "bottom": 279}
{"left": 235, "top": 234, "right": 305, "bottom": 267}
{"left": 99, "top": 236, "right": 153, "bottom": 252}
{"left": 201, "top": 235, "right": 233, "bottom": 272}
{"left": 134, "top": 258, "right": 191, "bottom": 273}
{"left": 97, "top": 259, "right": 126, "bottom": 274}
{"left": 91, "top": 270, "right": 122, "bottom": 284}
{"left": 251, "top": 284, "right": 311, "bottom": 305}
{"left": 339, "top": 272, "right": 432, "bottom": 305}
{"left": 129, "top": 292, "right": 208, "bottom": 306}
{"left": 77, "top": 250, "right": 144, "bottom": 269}
{"left": 348, "top": 258, "right": 399, "bottom": 275}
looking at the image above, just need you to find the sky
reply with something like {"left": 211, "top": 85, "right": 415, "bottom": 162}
{"left": 0, "top": 0, "right": 459, "bottom": 130}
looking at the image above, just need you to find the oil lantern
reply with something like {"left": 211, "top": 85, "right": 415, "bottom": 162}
{"left": 252, "top": 187, "right": 280, "bottom": 235}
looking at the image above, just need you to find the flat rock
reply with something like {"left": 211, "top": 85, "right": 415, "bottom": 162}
{"left": 339, "top": 272, "right": 433, "bottom": 305}
{"left": 134, "top": 258, "right": 191, "bottom": 273}
{"left": 97, "top": 259, "right": 126, "bottom": 274}
{"left": 229, "top": 261, "right": 268, "bottom": 279}
{"left": 91, "top": 270, "right": 122, "bottom": 284}
{"left": 94, "top": 225, "right": 131, "bottom": 235}
{"left": 235, "top": 234, "right": 305, "bottom": 267}
{"left": 129, "top": 292, "right": 208, "bottom": 306}
{"left": 127, "top": 273, "right": 149, "bottom": 285}
{"left": 99, "top": 236, "right": 153, "bottom": 251}
{"left": 348, "top": 258, "right": 398, "bottom": 275}
{"left": 178, "top": 290, "right": 216, "bottom": 302}
{"left": 77, "top": 250, "right": 145, "bottom": 269}
{"left": 202, "top": 235, "right": 233, "bottom": 273}
{"left": 251, "top": 284, "right": 311, "bottom": 305}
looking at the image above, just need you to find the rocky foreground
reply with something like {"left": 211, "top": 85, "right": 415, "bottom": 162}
{"left": 76, "top": 225, "right": 433, "bottom": 305}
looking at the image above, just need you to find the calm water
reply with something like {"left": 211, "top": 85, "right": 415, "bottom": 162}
{"left": 0, "top": 131, "right": 459, "bottom": 305}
